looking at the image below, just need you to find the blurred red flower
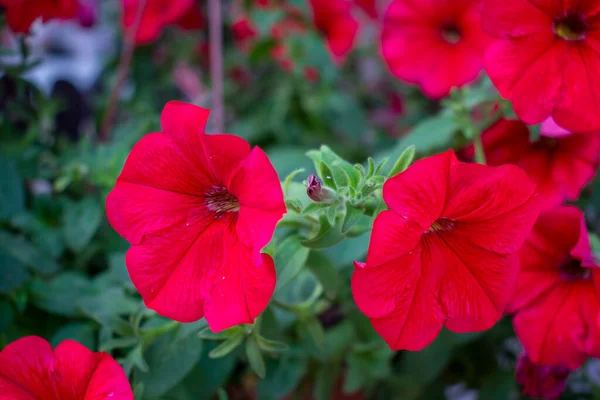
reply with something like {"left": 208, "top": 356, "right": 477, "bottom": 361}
{"left": 0, "top": 336, "right": 133, "bottom": 399}
{"left": 121, "top": 0, "right": 204, "bottom": 45}
{"left": 0, "top": 0, "right": 77, "bottom": 33}
{"left": 352, "top": 150, "right": 539, "bottom": 350}
{"left": 516, "top": 352, "right": 570, "bottom": 399}
{"left": 106, "top": 101, "right": 286, "bottom": 331}
{"left": 381, "top": 0, "right": 490, "bottom": 98}
{"left": 508, "top": 206, "right": 600, "bottom": 370}
{"left": 482, "top": 0, "right": 600, "bottom": 132}
{"left": 466, "top": 119, "right": 600, "bottom": 209}
{"left": 354, "top": 0, "right": 378, "bottom": 19}
{"left": 232, "top": 18, "right": 258, "bottom": 53}
{"left": 308, "top": 0, "right": 359, "bottom": 63}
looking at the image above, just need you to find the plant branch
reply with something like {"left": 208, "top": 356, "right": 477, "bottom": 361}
{"left": 208, "top": 0, "right": 224, "bottom": 133}
{"left": 99, "top": 0, "right": 147, "bottom": 142}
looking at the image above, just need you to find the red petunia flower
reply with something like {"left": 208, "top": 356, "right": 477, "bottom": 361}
{"left": 516, "top": 352, "right": 570, "bottom": 399}
{"left": 106, "top": 101, "right": 286, "bottom": 331}
{"left": 482, "top": 0, "right": 600, "bottom": 132}
{"left": 308, "top": 0, "right": 359, "bottom": 63}
{"left": 465, "top": 119, "right": 600, "bottom": 208}
{"left": 352, "top": 150, "right": 539, "bottom": 351}
{"left": 354, "top": 0, "right": 378, "bottom": 19}
{"left": 508, "top": 206, "right": 600, "bottom": 370}
{"left": 0, "top": 336, "right": 133, "bottom": 399}
{"left": 0, "top": 0, "right": 78, "bottom": 33}
{"left": 121, "top": 0, "right": 203, "bottom": 45}
{"left": 232, "top": 18, "right": 258, "bottom": 53}
{"left": 381, "top": 0, "right": 490, "bottom": 99}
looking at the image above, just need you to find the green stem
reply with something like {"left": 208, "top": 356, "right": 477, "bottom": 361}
{"left": 472, "top": 128, "right": 487, "bottom": 165}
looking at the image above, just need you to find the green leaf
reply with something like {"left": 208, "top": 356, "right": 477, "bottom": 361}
{"left": 342, "top": 203, "right": 364, "bottom": 234}
{"left": 62, "top": 198, "right": 102, "bottom": 252}
{"left": 0, "top": 159, "right": 25, "bottom": 220}
{"left": 305, "top": 251, "right": 339, "bottom": 298}
{"left": 258, "top": 352, "right": 307, "bottom": 400}
{"left": 100, "top": 336, "right": 139, "bottom": 352}
{"left": 301, "top": 202, "right": 330, "bottom": 216}
{"left": 50, "top": 323, "right": 96, "bottom": 349}
{"left": 343, "top": 353, "right": 367, "bottom": 394}
{"left": 319, "top": 161, "right": 337, "bottom": 189}
{"left": 302, "top": 216, "right": 344, "bottom": 249}
{"left": 479, "top": 371, "right": 516, "bottom": 400}
{"left": 182, "top": 341, "right": 237, "bottom": 400}
{"left": 78, "top": 287, "right": 138, "bottom": 323}
{"left": 198, "top": 326, "right": 240, "bottom": 341}
{"left": 313, "top": 362, "right": 340, "bottom": 400}
{"left": 274, "top": 235, "right": 311, "bottom": 291}
{"left": 0, "top": 249, "right": 30, "bottom": 293}
{"left": 380, "top": 112, "right": 458, "bottom": 172}
{"left": 0, "top": 231, "right": 60, "bottom": 275}
{"left": 398, "top": 328, "right": 455, "bottom": 384}
{"left": 246, "top": 336, "right": 266, "bottom": 378}
{"left": 285, "top": 199, "right": 303, "bottom": 213}
{"left": 257, "top": 336, "right": 290, "bottom": 354}
{"left": 0, "top": 300, "right": 14, "bottom": 333}
{"left": 30, "top": 273, "right": 90, "bottom": 316}
{"left": 388, "top": 145, "right": 416, "bottom": 178}
{"left": 209, "top": 329, "right": 245, "bottom": 358}
{"left": 282, "top": 168, "right": 306, "bottom": 196}
{"left": 11, "top": 213, "right": 64, "bottom": 259}
{"left": 135, "top": 328, "right": 203, "bottom": 397}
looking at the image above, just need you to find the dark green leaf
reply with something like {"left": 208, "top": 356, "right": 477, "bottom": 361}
{"left": 246, "top": 336, "right": 266, "bottom": 378}
{"left": 257, "top": 336, "right": 289, "bottom": 354}
{"left": 275, "top": 235, "right": 311, "bottom": 291}
{"left": 182, "top": 341, "right": 237, "bottom": 400}
{"left": 258, "top": 351, "right": 307, "bottom": 399}
{"left": 342, "top": 203, "right": 364, "bottom": 234}
{"left": 208, "top": 329, "right": 245, "bottom": 358}
{"left": 0, "top": 231, "right": 60, "bottom": 275}
{"left": 135, "top": 328, "right": 203, "bottom": 397}
{"left": 305, "top": 251, "right": 339, "bottom": 298}
{"left": 63, "top": 198, "right": 102, "bottom": 252}
{"left": 0, "top": 249, "right": 30, "bottom": 293}
{"left": 50, "top": 323, "right": 96, "bottom": 349}
{"left": 0, "top": 159, "right": 25, "bottom": 220}
{"left": 319, "top": 161, "right": 337, "bottom": 189}
{"left": 302, "top": 216, "right": 344, "bottom": 249}
{"left": 30, "top": 273, "right": 90, "bottom": 316}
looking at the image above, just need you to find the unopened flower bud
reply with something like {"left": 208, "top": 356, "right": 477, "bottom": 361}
{"left": 516, "top": 352, "right": 570, "bottom": 399}
{"left": 306, "top": 174, "right": 336, "bottom": 203}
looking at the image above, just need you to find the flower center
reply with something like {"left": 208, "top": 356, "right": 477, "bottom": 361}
{"left": 428, "top": 218, "right": 455, "bottom": 233}
{"left": 559, "top": 257, "right": 590, "bottom": 281}
{"left": 205, "top": 185, "right": 240, "bottom": 214}
{"left": 553, "top": 13, "right": 588, "bottom": 41}
{"left": 441, "top": 23, "right": 461, "bottom": 44}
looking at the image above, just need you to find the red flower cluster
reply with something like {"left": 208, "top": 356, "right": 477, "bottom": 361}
{"left": 106, "top": 101, "right": 286, "bottom": 331}
{"left": 381, "top": 0, "right": 490, "bottom": 98}
{"left": 482, "top": 0, "right": 600, "bottom": 132}
{"left": 463, "top": 119, "right": 600, "bottom": 209}
{"left": 351, "top": 150, "right": 540, "bottom": 350}
{"left": 0, "top": 0, "right": 78, "bottom": 33}
{"left": 308, "top": 0, "right": 359, "bottom": 63}
{"left": 0, "top": 336, "right": 133, "bottom": 398}
{"left": 121, "top": 0, "right": 204, "bottom": 45}
{"left": 509, "top": 206, "right": 600, "bottom": 370}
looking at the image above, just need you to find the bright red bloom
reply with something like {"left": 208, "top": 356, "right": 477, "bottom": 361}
{"left": 352, "top": 150, "right": 539, "bottom": 351}
{"left": 121, "top": 0, "right": 204, "bottom": 45}
{"left": 308, "top": 0, "right": 359, "bottom": 63}
{"left": 482, "top": 0, "right": 600, "bottom": 132}
{"left": 509, "top": 206, "right": 600, "bottom": 370}
{"left": 0, "top": 0, "right": 78, "bottom": 33}
{"left": 468, "top": 119, "right": 600, "bottom": 208}
{"left": 381, "top": 0, "right": 490, "bottom": 99}
{"left": 516, "top": 352, "right": 570, "bottom": 399}
{"left": 106, "top": 101, "right": 286, "bottom": 331}
{"left": 0, "top": 336, "right": 133, "bottom": 399}
{"left": 232, "top": 18, "right": 258, "bottom": 53}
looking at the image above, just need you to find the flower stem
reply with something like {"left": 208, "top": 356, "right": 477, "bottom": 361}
{"left": 208, "top": 0, "right": 224, "bottom": 133}
{"left": 473, "top": 128, "right": 487, "bottom": 165}
{"left": 99, "top": 0, "right": 147, "bottom": 142}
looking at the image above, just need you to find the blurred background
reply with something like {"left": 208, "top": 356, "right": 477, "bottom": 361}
{"left": 1, "top": 0, "right": 600, "bottom": 399}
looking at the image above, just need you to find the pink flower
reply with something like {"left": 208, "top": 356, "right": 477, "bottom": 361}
{"left": 381, "top": 0, "right": 491, "bottom": 98}
{"left": 0, "top": 336, "right": 133, "bottom": 399}
{"left": 106, "top": 101, "right": 286, "bottom": 331}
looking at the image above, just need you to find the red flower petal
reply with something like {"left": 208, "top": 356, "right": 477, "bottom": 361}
{"left": 481, "top": 0, "right": 551, "bottom": 37}
{"left": 353, "top": 150, "right": 539, "bottom": 350}
{"left": 0, "top": 337, "right": 132, "bottom": 399}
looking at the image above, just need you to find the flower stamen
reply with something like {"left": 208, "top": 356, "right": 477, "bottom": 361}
{"left": 205, "top": 185, "right": 240, "bottom": 213}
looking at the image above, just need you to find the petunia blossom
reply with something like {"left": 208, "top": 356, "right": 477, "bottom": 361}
{"left": 508, "top": 206, "right": 600, "bottom": 370}
{"left": 106, "top": 101, "right": 286, "bottom": 331}
{"left": 381, "top": 0, "right": 491, "bottom": 99}
{"left": 482, "top": 0, "right": 600, "bottom": 132}
{"left": 121, "top": 0, "right": 204, "bottom": 45}
{"left": 352, "top": 150, "right": 539, "bottom": 351}
{"left": 308, "top": 0, "right": 359, "bottom": 63}
{"left": 0, "top": 336, "right": 133, "bottom": 399}
{"left": 463, "top": 119, "right": 600, "bottom": 208}
{"left": 516, "top": 352, "right": 570, "bottom": 399}
{"left": 0, "top": 0, "right": 78, "bottom": 33}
